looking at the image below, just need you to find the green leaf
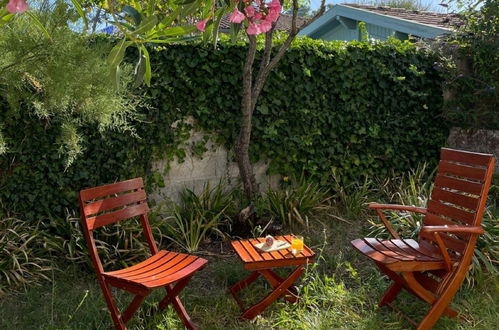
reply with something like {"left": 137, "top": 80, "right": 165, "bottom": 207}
{"left": 122, "top": 5, "right": 142, "bottom": 26}
{"left": 26, "top": 12, "right": 51, "bottom": 40}
{"left": 141, "top": 46, "right": 152, "bottom": 87}
{"left": 153, "top": 25, "right": 197, "bottom": 37}
{"left": 133, "top": 15, "right": 158, "bottom": 35}
{"left": 108, "top": 39, "right": 132, "bottom": 88}
{"left": 70, "top": 0, "right": 87, "bottom": 27}
{"left": 107, "top": 39, "right": 131, "bottom": 68}
{"left": 133, "top": 49, "right": 146, "bottom": 87}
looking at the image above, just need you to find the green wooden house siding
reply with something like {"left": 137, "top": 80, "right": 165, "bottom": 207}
{"left": 299, "top": 5, "right": 450, "bottom": 42}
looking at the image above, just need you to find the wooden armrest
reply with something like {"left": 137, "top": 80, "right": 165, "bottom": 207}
{"left": 368, "top": 203, "right": 427, "bottom": 214}
{"left": 420, "top": 225, "right": 484, "bottom": 235}
{"left": 368, "top": 203, "right": 427, "bottom": 239}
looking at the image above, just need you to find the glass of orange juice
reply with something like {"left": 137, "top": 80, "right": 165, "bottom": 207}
{"left": 291, "top": 235, "right": 304, "bottom": 255}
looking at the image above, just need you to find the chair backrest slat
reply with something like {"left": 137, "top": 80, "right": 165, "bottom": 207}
{"left": 440, "top": 148, "right": 492, "bottom": 167}
{"left": 80, "top": 178, "right": 144, "bottom": 201}
{"left": 438, "top": 161, "right": 487, "bottom": 182}
{"left": 427, "top": 200, "right": 475, "bottom": 225}
{"left": 83, "top": 190, "right": 147, "bottom": 217}
{"left": 431, "top": 187, "right": 479, "bottom": 210}
{"left": 420, "top": 231, "right": 467, "bottom": 254}
{"left": 434, "top": 174, "right": 482, "bottom": 195}
{"left": 423, "top": 148, "right": 495, "bottom": 255}
{"left": 87, "top": 202, "right": 149, "bottom": 231}
{"left": 79, "top": 177, "right": 158, "bottom": 273}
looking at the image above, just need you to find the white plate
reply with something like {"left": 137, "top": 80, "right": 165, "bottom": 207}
{"left": 254, "top": 240, "right": 291, "bottom": 252}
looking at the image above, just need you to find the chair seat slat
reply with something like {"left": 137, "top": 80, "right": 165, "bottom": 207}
{"left": 107, "top": 250, "right": 169, "bottom": 276}
{"left": 124, "top": 254, "right": 190, "bottom": 281}
{"left": 108, "top": 252, "right": 179, "bottom": 278}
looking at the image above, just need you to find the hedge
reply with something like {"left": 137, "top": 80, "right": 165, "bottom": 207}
{"left": 0, "top": 36, "right": 448, "bottom": 220}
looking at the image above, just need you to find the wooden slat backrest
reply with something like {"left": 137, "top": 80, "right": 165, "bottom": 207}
{"left": 79, "top": 178, "right": 159, "bottom": 274}
{"left": 421, "top": 148, "right": 495, "bottom": 254}
{"left": 80, "top": 178, "right": 148, "bottom": 230}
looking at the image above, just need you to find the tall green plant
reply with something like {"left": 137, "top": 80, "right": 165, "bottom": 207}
{"left": 261, "top": 176, "right": 329, "bottom": 227}
{"left": 0, "top": 3, "right": 140, "bottom": 165}
{"left": 164, "top": 184, "right": 233, "bottom": 252}
{"left": 0, "top": 218, "right": 52, "bottom": 294}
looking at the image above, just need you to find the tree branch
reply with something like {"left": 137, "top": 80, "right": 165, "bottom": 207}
{"left": 251, "top": 0, "right": 326, "bottom": 102}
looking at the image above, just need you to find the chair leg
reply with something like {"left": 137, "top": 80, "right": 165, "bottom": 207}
{"left": 379, "top": 282, "right": 402, "bottom": 307}
{"left": 158, "top": 276, "right": 197, "bottom": 330}
{"left": 99, "top": 279, "right": 126, "bottom": 330}
{"left": 170, "top": 295, "right": 197, "bottom": 330}
{"left": 122, "top": 294, "right": 147, "bottom": 324}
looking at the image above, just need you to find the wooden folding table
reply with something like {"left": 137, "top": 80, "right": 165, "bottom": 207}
{"left": 230, "top": 235, "right": 315, "bottom": 320}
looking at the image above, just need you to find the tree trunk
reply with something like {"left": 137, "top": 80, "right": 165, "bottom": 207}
{"left": 235, "top": 36, "right": 258, "bottom": 202}
{"left": 234, "top": 0, "right": 326, "bottom": 206}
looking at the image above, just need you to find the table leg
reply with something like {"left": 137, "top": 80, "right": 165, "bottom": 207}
{"left": 259, "top": 269, "right": 299, "bottom": 303}
{"left": 229, "top": 271, "right": 260, "bottom": 311}
{"left": 241, "top": 266, "right": 304, "bottom": 320}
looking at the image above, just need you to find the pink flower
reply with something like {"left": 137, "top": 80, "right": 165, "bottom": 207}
{"left": 6, "top": 0, "right": 29, "bottom": 13}
{"left": 268, "top": 0, "right": 281, "bottom": 10}
{"left": 259, "top": 19, "right": 272, "bottom": 33}
{"left": 246, "top": 22, "right": 261, "bottom": 35}
{"left": 196, "top": 19, "right": 209, "bottom": 32}
{"left": 254, "top": 13, "right": 262, "bottom": 20}
{"left": 228, "top": 7, "right": 245, "bottom": 24}
{"left": 267, "top": 0, "right": 281, "bottom": 22}
{"left": 267, "top": 9, "right": 280, "bottom": 22}
{"left": 245, "top": 5, "right": 255, "bottom": 17}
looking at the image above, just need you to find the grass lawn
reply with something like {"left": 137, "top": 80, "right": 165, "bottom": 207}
{"left": 2, "top": 216, "right": 497, "bottom": 330}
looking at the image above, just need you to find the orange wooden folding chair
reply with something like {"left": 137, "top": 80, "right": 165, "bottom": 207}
{"left": 351, "top": 148, "right": 495, "bottom": 329}
{"left": 79, "top": 178, "right": 207, "bottom": 330}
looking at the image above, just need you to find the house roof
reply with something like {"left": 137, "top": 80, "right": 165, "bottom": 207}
{"left": 342, "top": 3, "right": 461, "bottom": 29}
{"left": 219, "top": 14, "right": 307, "bottom": 32}
{"left": 299, "top": 4, "right": 458, "bottom": 39}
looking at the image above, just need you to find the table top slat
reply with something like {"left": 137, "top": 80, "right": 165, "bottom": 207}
{"left": 239, "top": 240, "right": 264, "bottom": 262}
{"left": 255, "top": 237, "right": 282, "bottom": 260}
{"left": 231, "top": 235, "right": 315, "bottom": 269}
{"left": 231, "top": 240, "right": 254, "bottom": 263}
{"left": 249, "top": 238, "right": 274, "bottom": 261}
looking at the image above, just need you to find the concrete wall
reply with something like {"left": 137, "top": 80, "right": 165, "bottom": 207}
{"left": 150, "top": 129, "right": 279, "bottom": 203}
{"left": 447, "top": 127, "right": 499, "bottom": 172}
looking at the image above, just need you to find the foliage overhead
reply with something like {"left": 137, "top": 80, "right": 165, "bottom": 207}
{"left": 437, "top": 0, "right": 498, "bottom": 129}
{"left": 0, "top": 3, "right": 139, "bottom": 165}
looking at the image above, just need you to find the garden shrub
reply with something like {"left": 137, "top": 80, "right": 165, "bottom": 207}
{"left": 437, "top": 0, "right": 499, "bottom": 129}
{"left": 0, "top": 36, "right": 448, "bottom": 221}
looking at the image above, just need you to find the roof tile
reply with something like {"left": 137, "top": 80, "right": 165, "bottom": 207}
{"left": 342, "top": 3, "right": 462, "bottom": 29}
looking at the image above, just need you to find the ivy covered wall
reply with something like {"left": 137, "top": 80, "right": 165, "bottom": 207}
{"left": 0, "top": 37, "right": 448, "bottom": 220}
